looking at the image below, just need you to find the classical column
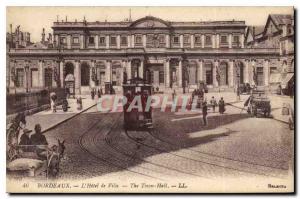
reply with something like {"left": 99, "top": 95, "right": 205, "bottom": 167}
{"left": 75, "top": 60, "right": 81, "bottom": 94}
{"left": 38, "top": 60, "right": 44, "bottom": 88}
{"left": 131, "top": 35, "right": 135, "bottom": 48}
{"left": 213, "top": 60, "right": 219, "bottom": 87}
{"left": 117, "top": 35, "right": 121, "bottom": 49}
{"left": 9, "top": 61, "right": 16, "bottom": 89}
{"left": 250, "top": 59, "right": 256, "bottom": 85}
{"left": 80, "top": 35, "right": 84, "bottom": 49}
{"left": 105, "top": 35, "right": 109, "bottom": 49}
{"left": 165, "top": 35, "right": 170, "bottom": 48}
{"left": 127, "top": 35, "right": 131, "bottom": 48}
{"left": 54, "top": 35, "right": 59, "bottom": 48}
{"left": 197, "top": 59, "right": 203, "bottom": 82}
{"left": 240, "top": 34, "right": 245, "bottom": 48}
{"left": 216, "top": 34, "right": 220, "bottom": 48}
{"left": 139, "top": 60, "right": 144, "bottom": 79}
{"left": 244, "top": 60, "right": 249, "bottom": 83}
{"left": 59, "top": 60, "right": 64, "bottom": 88}
{"left": 201, "top": 35, "right": 205, "bottom": 48}
{"left": 212, "top": 34, "right": 216, "bottom": 49}
{"left": 67, "top": 35, "right": 71, "bottom": 49}
{"left": 190, "top": 35, "right": 195, "bottom": 48}
{"left": 105, "top": 60, "right": 112, "bottom": 83}
{"left": 178, "top": 59, "right": 182, "bottom": 87}
{"left": 264, "top": 59, "right": 270, "bottom": 86}
{"left": 121, "top": 60, "right": 126, "bottom": 84}
{"left": 164, "top": 58, "right": 170, "bottom": 87}
{"left": 127, "top": 59, "right": 132, "bottom": 79}
{"left": 90, "top": 60, "right": 95, "bottom": 88}
{"left": 180, "top": 35, "right": 183, "bottom": 48}
{"left": 95, "top": 35, "right": 99, "bottom": 49}
{"left": 229, "top": 34, "right": 232, "bottom": 49}
{"left": 229, "top": 60, "right": 234, "bottom": 87}
{"left": 142, "top": 35, "right": 146, "bottom": 48}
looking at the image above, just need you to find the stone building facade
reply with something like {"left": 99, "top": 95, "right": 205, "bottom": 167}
{"left": 8, "top": 15, "right": 289, "bottom": 95}
{"left": 245, "top": 14, "right": 294, "bottom": 93}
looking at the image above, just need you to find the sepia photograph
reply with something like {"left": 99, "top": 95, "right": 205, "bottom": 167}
{"left": 5, "top": 6, "right": 295, "bottom": 193}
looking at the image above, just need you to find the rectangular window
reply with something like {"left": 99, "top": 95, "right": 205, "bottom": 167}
{"left": 31, "top": 69, "right": 39, "bottom": 87}
{"left": 158, "top": 35, "right": 165, "bottom": 43}
{"left": 135, "top": 35, "right": 142, "bottom": 45}
{"left": 16, "top": 68, "right": 24, "bottom": 87}
{"left": 173, "top": 36, "right": 179, "bottom": 44}
{"left": 112, "top": 71, "right": 117, "bottom": 86}
{"left": 233, "top": 35, "right": 240, "bottom": 45}
{"left": 195, "top": 35, "right": 201, "bottom": 44}
{"left": 89, "top": 37, "right": 95, "bottom": 44}
{"left": 220, "top": 35, "right": 228, "bottom": 44}
{"left": 159, "top": 71, "right": 164, "bottom": 84}
{"left": 44, "top": 68, "right": 53, "bottom": 88}
{"left": 121, "top": 36, "right": 127, "bottom": 45}
{"left": 99, "top": 36, "right": 106, "bottom": 46}
{"left": 72, "top": 37, "right": 79, "bottom": 44}
{"left": 205, "top": 35, "right": 212, "bottom": 45}
{"left": 183, "top": 35, "right": 190, "bottom": 44}
{"left": 110, "top": 36, "right": 117, "bottom": 46}
{"left": 60, "top": 37, "right": 66, "bottom": 44}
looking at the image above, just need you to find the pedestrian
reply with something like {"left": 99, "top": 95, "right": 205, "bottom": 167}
{"left": 77, "top": 97, "right": 82, "bottom": 110}
{"left": 91, "top": 88, "right": 95, "bottom": 100}
{"left": 172, "top": 89, "right": 176, "bottom": 101}
{"left": 210, "top": 96, "right": 217, "bottom": 112}
{"left": 202, "top": 101, "right": 208, "bottom": 126}
{"left": 219, "top": 97, "right": 226, "bottom": 114}
{"left": 97, "top": 88, "right": 101, "bottom": 98}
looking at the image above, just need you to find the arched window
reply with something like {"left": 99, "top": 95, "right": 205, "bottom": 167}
{"left": 188, "top": 61, "right": 197, "bottom": 85}
{"left": 219, "top": 62, "right": 228, "bottom": 85}
{"left": 204, "top": 62, "right": 213, "bottom": 85}
{"left": 81, "top": 62, "right": 90, "bottom": 86}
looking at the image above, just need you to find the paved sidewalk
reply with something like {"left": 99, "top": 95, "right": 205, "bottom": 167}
{"left": 25, "top": 96, "right": 98, "bottom": 134}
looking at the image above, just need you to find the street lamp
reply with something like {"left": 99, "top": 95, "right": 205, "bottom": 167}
{"left": 236, "top": 62, "right": 240, "bottom": 101}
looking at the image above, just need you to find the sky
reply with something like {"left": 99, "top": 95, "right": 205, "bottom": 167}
{"left": 7, "top": 6, "right": 294, "bottom": 42}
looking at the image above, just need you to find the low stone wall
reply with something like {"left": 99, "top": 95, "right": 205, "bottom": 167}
{"left": 6, "top": 88, "right": 66, "bottom": 123}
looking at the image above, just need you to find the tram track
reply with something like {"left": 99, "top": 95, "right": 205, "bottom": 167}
{"left": 78, "top": 112, "right": 165, "bottom": 181}
{"left": 101, "top": 115, "right": 210, "bottom": 180}
{"left": 124, "top": 129, "right": 284, "bottom": 178}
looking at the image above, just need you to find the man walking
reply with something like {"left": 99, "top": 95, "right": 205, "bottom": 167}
{"left": 202, "top": 101, "right": 208, "bottom": 126}
{"left": 210, "top": 96, "right": 217, "bottom": 113}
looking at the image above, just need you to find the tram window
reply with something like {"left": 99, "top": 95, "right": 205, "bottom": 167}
{"left": 135, "top": 87, "right": 141, "bottom": 93}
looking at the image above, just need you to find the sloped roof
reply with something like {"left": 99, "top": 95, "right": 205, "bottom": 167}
{"left": 270, "top": 14, "right": 293, "bottom": 26}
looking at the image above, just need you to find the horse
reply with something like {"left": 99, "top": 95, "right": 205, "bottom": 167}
{"left": 6, "top": 112, "right": 26, "bottom": 161}
{"left": 47, "top": 139, "right": 66, "bottom": 178}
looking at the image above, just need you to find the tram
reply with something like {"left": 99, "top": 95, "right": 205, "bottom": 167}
{"left": 123, "top": 77, "right": 153, "bottom": 131}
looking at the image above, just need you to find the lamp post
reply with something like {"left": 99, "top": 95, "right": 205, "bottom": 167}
{"left": 236, "top": 63, "right": 240, "bottom": 101}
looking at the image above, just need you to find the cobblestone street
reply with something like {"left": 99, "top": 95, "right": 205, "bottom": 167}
{"left": 40, "top": 96, "right": 293, "bottom": 182}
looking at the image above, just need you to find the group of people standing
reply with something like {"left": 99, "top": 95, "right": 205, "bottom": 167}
{"left": 90, "top": 88, "right": 102, "bottom": 100}
{"left": 202, "top": 96, "right": 226, "bottom": 126}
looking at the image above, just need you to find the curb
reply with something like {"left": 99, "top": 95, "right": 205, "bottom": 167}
{"left": 227, "top": 102, "right": 289, "bottom": 125}
{"left": 42, "top": 102, "right": 98, "bottom": 134}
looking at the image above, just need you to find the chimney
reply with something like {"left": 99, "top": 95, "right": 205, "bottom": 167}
{"left": 42, "top": 28, "right": 45, "bottom": 43}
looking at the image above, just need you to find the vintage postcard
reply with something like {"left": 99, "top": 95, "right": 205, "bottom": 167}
{"left": 6, "top": 6, "right": 294, "bottom": 193}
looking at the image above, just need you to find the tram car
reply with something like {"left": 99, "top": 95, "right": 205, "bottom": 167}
{"left": 123, "top": 77, "right": 153, "bottom": 131}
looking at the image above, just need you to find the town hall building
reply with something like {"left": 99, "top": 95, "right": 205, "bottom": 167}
{"left": 7, "top": 15, "right": 293, "bottom": 95}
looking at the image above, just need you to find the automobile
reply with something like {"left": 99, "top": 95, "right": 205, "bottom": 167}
{"left": 247, "top": 89, "right": 271, "bottom": 117}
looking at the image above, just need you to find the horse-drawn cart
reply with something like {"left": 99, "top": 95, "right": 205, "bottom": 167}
{"left": 6, "top": 113, "right": 65, "bottom": 178}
